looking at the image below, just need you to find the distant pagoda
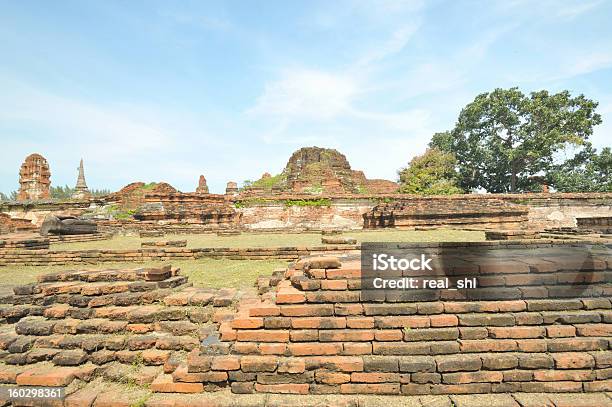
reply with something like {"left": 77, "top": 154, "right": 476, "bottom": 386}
{"left": 72, "top": 159, "right": 91, "bottom": 199}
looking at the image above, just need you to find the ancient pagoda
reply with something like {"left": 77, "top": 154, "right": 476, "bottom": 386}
{"left": 72, "top": 159, "right": 91, "bottom": 199}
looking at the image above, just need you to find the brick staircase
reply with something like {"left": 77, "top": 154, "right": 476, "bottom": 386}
{"left": 0, "top": 265, "right": 239, "bottom": 396}
{"left": 170, "top": 246, "right": 612, "bottom": 396}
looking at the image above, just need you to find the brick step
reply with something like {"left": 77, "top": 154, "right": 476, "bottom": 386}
{"left": 42, "top": 304, "right": 213, "bottom": 323}
{"left": 2, "top": 331, "right": 202, "bottom": 366}
{"left": 35, "top": 265, "right": 177, "bottom": 284}
{"left": 180, "top": 351, "right": 612, "bottom": 395}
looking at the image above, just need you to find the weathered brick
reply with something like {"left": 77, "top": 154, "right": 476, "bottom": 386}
{"left": 254, "top": 383, "right": 309, "bottom": 394}
{"left": 340, "top": 383, "right": 400, "bottom": 394}
{"left": 488, "top": 326, "right": 545, "bottom": 339}
{"left": 363, "top": 355, "right": 399, "bottom": 372}
{"left": 16, "top": 367, "right": 78, "bottom": 386}
{"left": 289, "top": 343, "right": 342, "bottom": 356}
{"left": 518, "top": 353, "right": 553, "bottom": 369}
{"left": 319, "top": 329, "right": 374, "bottom": 342}
{"left": 399, "top": 356, "right": 436, "bottom": 373}
{"left": 442, "top": 371, "right": 503, "bottom": 384}
{"left": 211, "top": 356, "right": 241, "bottom": 371}
{"left": 241, "top": 356, "right": 278, "bottom": 372}
{"left": 315, "top": 370, "right": 351, "bottom": 384}
{"left": 350, "top": 372, "right": 400, "bottom": 383}
{"left": 436, "top": 355, "right": 482, "bottom": 372}
{"left": 546, "top": 325, "right": 576, "bottom": 338}
{"left": 291, "top": 317, "right": 346, "bottom": 329}
{"left": 236, "top": 330, "right": 289, "bottom": 342}
{"left": 553, "top": 352, "right": 595, "bottom": 369}
{"left": 280, "top": 304, "right": 333, "bottom": 317}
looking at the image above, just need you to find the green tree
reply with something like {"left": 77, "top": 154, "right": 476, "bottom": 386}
{"left": 398, "top": 148, "right": 463, "bottom": 194}
{"left": 440, "top": 88, "right": 601, "bottom": 192}
{"left": 50, "top": 185, "right": 75, "bottom": 199}
{"left": 549, "top": 145, "right": 612, "bottom": 192}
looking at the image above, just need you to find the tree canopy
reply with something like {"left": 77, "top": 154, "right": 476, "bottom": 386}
{"left": 398, "top": 148, "right": 463, "bottom": 195}
{"left": 548, "top": 145, "right": 612, "bottom": 192}
{"left": 431, "top": 87, "right": 602, "bottom": 193}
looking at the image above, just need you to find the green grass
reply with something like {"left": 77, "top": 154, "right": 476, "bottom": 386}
{"left": 0, "top": 258, "right": 288, "bottom": 291}
{"left": 51, "top": 229, "right": 484, "bottom": 251}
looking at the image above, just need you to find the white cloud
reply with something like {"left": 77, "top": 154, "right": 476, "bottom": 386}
{"left": 247, "top": 69, "right": 358, "bottom": 120}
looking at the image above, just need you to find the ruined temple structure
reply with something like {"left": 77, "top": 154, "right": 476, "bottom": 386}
{"left": 108, "top": 182, "right": 179, "bottom": 211}
{"left": 196, "top": 175, "right": 209, "bottom": 194}
{"left": 71, "top": 159, "right": 91, "bottom": 199}
{"left": 226, "top": 181, "right": 239, "bottom": 195}
{"left": 133, "top": 193, "right": 239, "bottom": 229}
{"left": 17, "top": 153, "right": 51, "bottom": 201}
{"left": 363, "top": 197, "right": 529, "bottom": 230}
{"left": 246, "top": 147, "right": 398, "bottom": 195}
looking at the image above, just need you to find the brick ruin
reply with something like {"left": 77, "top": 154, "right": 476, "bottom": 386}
{"left": 363, "top": 197, "right": 529, "bottom": 230}
{"left": 244, "top": 147, "right": 398, "bottom": 195}
{"left": 0, "top": 243, "right": 610, "bottom": 404}
{"left": 17, "top": 153, "right": 51, "bottom": 201}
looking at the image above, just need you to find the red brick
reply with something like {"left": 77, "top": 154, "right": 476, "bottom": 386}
{"left": 576, "top": 324, "right": 612, "bottom": 337}
{"left": 430, "top": 315, "right": 458, "bottom": 327}
{"left": 289, "top": 343, "right": 342, "bottom": 356}
{"left": 346, "top": 317, "right": 374, "bottom": 329}
{"left": 533, "top": 369, "right": 594, "bottom": 381}
{"left": 241, "top": 356, "right": 278, "bottom": 372}
{"left": 64, "top": 388, "right": 99, "bottom": 407}
{"left": 231, "top": 317, "right": 264, "bottom": 329}
{"left": 326, "top": 267, "right": 360, "bottom": 279}
{"left": 488, "top": 326, "right": 545, "bottom": 339}
{"left": 374, "top": 330, "right": 403, "bottom": 341}
{"left": 516, "top": 339, "right": 547, "bottom": 352}
{"left": 249, "top": 303, "right": 280, "bottom": 317}
{"left": 276, "top": 288, "right": 306, "bottom": 304}
{"left": 321, "top": 280, "right": 348, "bottom": 290}
{"left": 142, "top": 349, "right": 170, "bottom": 365}
{"left": 546, "top": 325, "right": 576, "bottom": 338}
{"left": 280, "top": 305, "right": 333, "bottom": 317}
{"left": 278, "top": 359, "right": 305, "bottom": 373}
{"left": 236, "top": 330, "right": 289, "bottom": 342}
{"left": 16, "top": 367, "right": 78, "bottom": 386}
{"left": 315, "top": 370, "right": 351, "bottom": 384}
{"left": 459, "top": 339, "right": 518, "bottom": 352}
{"left": 375, "top": 316, "right": 430, "bottom": 329}
{"left": 150, "top": 374, "right": 203, "bottom": 393}
{"left": 340, "top": 383, "right": 400, "bottom": 394}
{"left": 343, "top": 342, "right": 372, "bottom": 355}
{"left": 319, "top": 329, "right": 374, "bottom": 342}
{"left": 350, "top": 372, "right": 400, "bottom": 383}
{"left": 292, "top": 317, "right": 346, "bottom": 329}
{"left": 259, "top": 343, "right": 287, "bottom": 355}
{"left": 305, "top": 356, "right": 364, "bottom": 372}
{"left": 442, "top": 371, "right": 503, "bottom": 384}
{"left": 553, "top": 352, "right": 595, "bottom": 369}
{"left": 211, "top": 356, "right": 241, "bottom": 371}
{"left": 254, "top": 383, "right": 309, "bottom": 394}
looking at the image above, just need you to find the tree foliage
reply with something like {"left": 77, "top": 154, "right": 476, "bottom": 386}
{"left": 398, "top": 148, "right": 463, "bottom": 195}
{"left": 549, "top": 145, "right": 612, "bottom": 192}
{"left": 432, "top": 88, "right": 602, "bottom": 193}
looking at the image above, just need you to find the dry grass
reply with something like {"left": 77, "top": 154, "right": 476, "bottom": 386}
{"left": 51, "top": 229, "right": 485, "bottom": 251}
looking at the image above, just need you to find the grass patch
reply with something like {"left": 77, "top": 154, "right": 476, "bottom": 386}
{"left": 51, "top": 230, "right": 484, "bottom": 251}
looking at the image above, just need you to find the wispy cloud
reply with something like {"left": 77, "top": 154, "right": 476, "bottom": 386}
{"left": 247, "top": 69, "right": 358, "bottom": 120}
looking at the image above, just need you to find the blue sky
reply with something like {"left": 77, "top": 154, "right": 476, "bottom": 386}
{"left": 1, "top": 0, "right": 611, "bottom": 194}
